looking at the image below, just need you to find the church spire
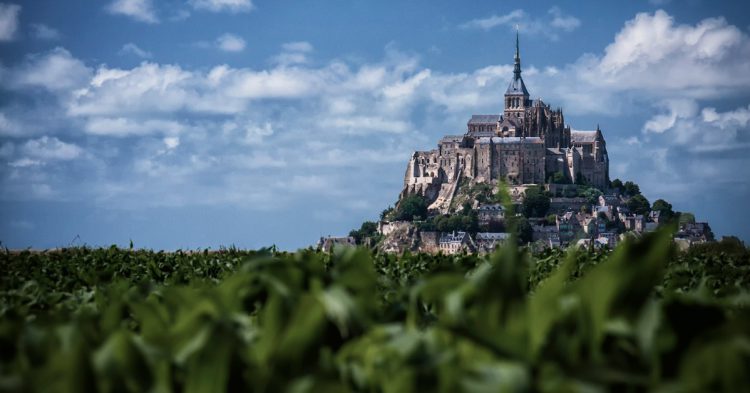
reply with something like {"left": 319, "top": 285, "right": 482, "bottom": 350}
{"left": 513, "top": 26, "right": 521, "bottom": 81}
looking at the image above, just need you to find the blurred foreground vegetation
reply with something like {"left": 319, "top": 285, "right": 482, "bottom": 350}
{"left": 1, "top": 232, "right": 749, "bottom": 392}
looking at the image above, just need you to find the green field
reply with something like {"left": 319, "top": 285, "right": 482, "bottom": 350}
{"left": 1, "top": 231, "right": 749, "bottom": 392}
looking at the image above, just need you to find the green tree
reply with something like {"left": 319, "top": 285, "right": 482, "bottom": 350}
{"left": 580, "top": 187, "right": 603, "bottom": 206}
{"left": 349, "top": 221, "right": 378, "bottom": 245}
{"left": 394, "top": 195, "right": 428, "bottom": 221}
{"left": 652, "top": 199, "right": 675, "bottom": 221}
{"left": 627, "top": 194, "right": 651, "bottom": 215}
{"left": 678, "top": 212, "right": 695, "bottom": 224}
{"left": 550, "top": 171, "right": 570, "bottom": 184}
{"left": 623, "top": 181, "right": 641, "bottom": 197}
{"left": 611, "top": 178, "right": 623, "bottom": 193}
{"left": 380, "top": 206, "right": 394, "bottom": 221}
{"left": 522, "top": 186, "right": 551, "bottom": 218}
{"left": 516, "top": 216, "right": 533, "bottom": 244}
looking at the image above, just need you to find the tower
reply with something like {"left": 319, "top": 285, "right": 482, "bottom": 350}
{"left": 504, "top": 30, "right": 530, "bottom": 121}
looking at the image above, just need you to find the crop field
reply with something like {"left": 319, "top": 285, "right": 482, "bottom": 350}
{"left": 1, "top": 230, "right": 749, "bottom": 392}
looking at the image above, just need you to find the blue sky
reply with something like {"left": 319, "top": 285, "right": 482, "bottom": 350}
{"left": 1, "top": 0, "right": 749, "bottom": 250}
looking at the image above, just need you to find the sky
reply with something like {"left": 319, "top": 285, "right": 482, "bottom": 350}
{"left": 0, "top": 0, "right": 749, "bottom": 250}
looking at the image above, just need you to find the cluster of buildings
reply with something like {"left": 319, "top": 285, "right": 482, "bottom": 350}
{"left": 315, "top": 33, "right": 716, "bottom": 255}
{"left": 401, "top": 33, "right": 609, "bottom": 214}
{"left": 365, "top": 189, "right": 714, "bottom": 254}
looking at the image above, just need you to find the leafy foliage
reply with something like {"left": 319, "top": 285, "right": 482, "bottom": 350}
{"left": 394, "top": 195, "right": 428, "bottom": 221}
{"left": 348, "top": 221, "right": 379, "bottom": 245}
{"left": 1, "top": 232, "right": 749, "bottom": 392}
{"left": 521, "top": 186, "right": 550, "bottom": 218}
{"left": 627, "top": 194, "right": 651, "bottom": 216}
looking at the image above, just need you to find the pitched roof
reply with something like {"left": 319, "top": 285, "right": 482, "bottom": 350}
{"left": 468, "top": 115, "right": 500, "bottom": 124}
{"left": 505, "top": 76, "right": 529, "bottom": 96}
{"left": 476, "top": 232, "right": 511, "bottom": 241}
{"left": 478, "top": 204, "right": 504, "bottom": 212}
{"left": 476, "top": 136, "right": 543, "bottom": 144}
{"left": 570, "top": 131, "right": 598, "bottom": 143}
{"left": 439, "top": 231, "right": 469, "bottom": 244}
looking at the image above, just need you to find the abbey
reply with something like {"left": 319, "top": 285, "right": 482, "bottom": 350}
{"left": 402, "top": 33, "right": 609, "bottom": 211}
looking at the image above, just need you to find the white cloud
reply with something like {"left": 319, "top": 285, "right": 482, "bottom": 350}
{"left": 548, "top": 7, "right": 581, "bottom": 32}
{"left": 190, "top": 0, "right": 253, "bottom": 13}
{"left": 107, "top": 0, "right": 158, "bottom": 23}
{"left": 642, "top": 99, "right": 698, "bottom": 133}
{"left": 119, "top": 42, "right": 152, "bottom": 58}
{"left": 0, "top": 112, "right": 22, "bottom": 136}
{"left": 459, "top": 8, "right": 580, "bottom": 40}
{"left": 584, "top": 10, "right": 750, "bottom": 95}
{"left": 216, "top": 33, "right": 245, "bottom": 52}
{"left": 0, "top": 3, "right": 20, "bottom": 41}
{"left": 21, "top": 136, "right": 82, "bottom": 161}
{"left": 30, "top": 23, "right": 60, "bottom": 40}
{"left": 163, "top": 136, "right": 180, "bottom": 149}
{"left": 84, "top": 117, "right": 185, "bottom": 137}
{"left": 273, "top": 41, "right": 314, "bottom": 65}
{"left": 459, "top": 9, "right": 525, "bottom": 31}
{"left": 6, "top": 47, "right": 91, "bottom": 92}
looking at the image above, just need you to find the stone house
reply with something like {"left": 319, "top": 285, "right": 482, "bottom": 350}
{"left": 556, "top": 211, "right": 579, "bottom": 245}
{"left": 477, "top": 204, "right": 505, "bottom": 226}
{"left": 475, "top": 232, "right": 511, "bottom": 253}
{"left": 439, "top": 231, "right": 475, "bottom": 254}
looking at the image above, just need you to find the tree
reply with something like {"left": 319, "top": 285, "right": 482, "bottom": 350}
{"left": 580, "top": 187, "right": 603, "bottom": 206}
{"left": 380, "top": 206, "right": 394, "bottom": 221}
{"left": 550, "top": 171, "right": 570, "bottom": 184}
{"left": 627, "top": 194, "right": 650, "bottom": 215}
{"left": 516, "top": 217, "right": 533, "bottom": 244}
{"left": 652, "top": 199, "right": 675, "bottom": 221}
{"left": 623, "top": 181, "right": 641, "bottom": 197}
{"left": 678, "top": 212, "right": 695, "bottom": 224}
{"left": 349, "top": 221, "right": 378, "bottom": 244}
{"left": 522, "top": 186, "right": 550, "bottom": 218}
{"left": 611, "top": 178, "right": 623, "bottom": 193}
{"left": 394, "top": 195, "right": 428, "bottom": 221}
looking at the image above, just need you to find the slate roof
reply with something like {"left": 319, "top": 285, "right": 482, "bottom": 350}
{"left": 439, "top": 231, "right": 470, "bottom": 244}
{"left": 570, "top": 131, "right": 598, "bottom": 143}
{"left": 468, "top": 115, "right": 501, "bottom": 124}
{"left": 439, "top": 135, "right": 464, "bottom": 143}
{"left": 476, "top": 232, "right": 511, "bottom": 241}
{"left": 476, "top": 136, "right": 543, "bottom": 144}
{"left": 506, "top": 76, "right": 530, "bottom": 96}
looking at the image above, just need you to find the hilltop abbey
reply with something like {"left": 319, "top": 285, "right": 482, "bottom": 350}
{"left": 402, "top": 33, "right": 609, "bottom": 211}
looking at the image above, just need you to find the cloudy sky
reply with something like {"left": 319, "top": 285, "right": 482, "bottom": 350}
{"left": 1, "top": 0, "right": 749, "bottom": 249}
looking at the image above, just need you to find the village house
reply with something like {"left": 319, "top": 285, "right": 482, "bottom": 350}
{"left": 676, "top": 222, "right": 714, "bottom": 243}
{"left": 598, "top": 194, "right": 621, "bottom": 208}
{"left": 596, "top": 232, "right": 617, "bottom": 248}
{"left": 475, "top": 232, "right": 511, "bottom": 252}
{"left": 477, "top": 204, "right": 505, "bottom": 226}
{"left": 439, "top": 231, "right": 475, "bottom": 254}
{"left": 556, "top": 211, "right": 579, "bottom": 245}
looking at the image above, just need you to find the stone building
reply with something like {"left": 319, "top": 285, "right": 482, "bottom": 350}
{"left": 402, "top": 32, "right": 609, "bottom": 212}
{"left": 439, "top": 231, "right": 474, "bottom": 254}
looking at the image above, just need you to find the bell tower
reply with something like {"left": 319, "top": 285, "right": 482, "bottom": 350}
{"left": 504, "top": 30, "right": 530, "bottom": 121}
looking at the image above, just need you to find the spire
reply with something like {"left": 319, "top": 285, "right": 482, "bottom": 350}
{"left": 513, "top": 26, "right": 521, "bottom": 81}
